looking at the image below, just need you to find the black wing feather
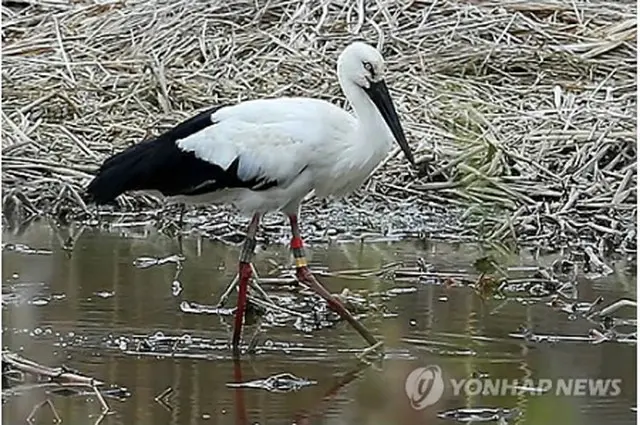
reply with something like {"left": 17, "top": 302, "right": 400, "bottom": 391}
{"left": 85, "top": 106, "right": 277, "bottom": 205}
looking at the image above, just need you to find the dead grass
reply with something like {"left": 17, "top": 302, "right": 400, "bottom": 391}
{"left": 1, "top": 0, "right": 636, "bottom": 252}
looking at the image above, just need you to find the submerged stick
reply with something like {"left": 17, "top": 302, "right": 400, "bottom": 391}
{"left": 596, "top": 299, "right": 638, "bottom": 317}
{"left": 2, "top": 351, "right": 114, "bottom": 417}
{"left": 216, "top": 273, "right": 239, "bottom": 308}
{"left": 27, "top": 399, "right": 62, "bottom": 423}
{"left": 2, "top": 352, "right": 103, "bottom": 387}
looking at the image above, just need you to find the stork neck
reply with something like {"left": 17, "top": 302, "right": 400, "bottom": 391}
{"left": 340, "top": 78, "right": 390, "bottom": 143}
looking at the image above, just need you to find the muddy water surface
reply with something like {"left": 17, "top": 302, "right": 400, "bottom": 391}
{"left": 2, "top": 221, "right": 637, "bottom": 425}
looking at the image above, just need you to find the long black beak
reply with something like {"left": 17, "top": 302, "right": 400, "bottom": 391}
{"left": 364, "top": 80, "right": 415, "bottom": 166}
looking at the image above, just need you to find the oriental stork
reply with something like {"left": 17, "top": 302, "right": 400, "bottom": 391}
{"left": 85, "top": 41, "right": 415, "bottom": 353}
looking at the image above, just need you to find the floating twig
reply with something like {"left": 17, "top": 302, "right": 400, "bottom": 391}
{"left": 2, "top": 352, "right": 126, "bottom": 420}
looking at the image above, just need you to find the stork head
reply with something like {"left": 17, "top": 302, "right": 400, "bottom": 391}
{"left": 337, "top": 42, "right": 415, "bottom": 166}
{"left": 337, "top": 41, "right": 386, "bottom": 88}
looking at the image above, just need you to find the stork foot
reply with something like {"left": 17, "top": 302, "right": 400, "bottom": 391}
{"left": 287, "top": 215, "right": 379, "bottom": 348}
{"left": 294, "top": 263, "right": 378, "bottom": 347}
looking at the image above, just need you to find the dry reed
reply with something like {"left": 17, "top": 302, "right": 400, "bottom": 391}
{"left": 2, "top": 0, "right": 636, "bottom": 252}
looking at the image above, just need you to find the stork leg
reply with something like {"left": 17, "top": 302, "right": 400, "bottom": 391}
{"left": 288, "top": 214, "right": 378, "bottom": 346}
{"left": 232, "top": 213, "right": 260, "bottom": 354}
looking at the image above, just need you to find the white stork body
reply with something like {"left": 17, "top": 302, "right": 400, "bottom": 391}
{"left": 169, "top": 97, "right": 391, "bottom": 214}
{"left": 86, "top": 41, "right": 413, "bottom": 353}
{"left": 86, "top": 42, "right": 414, "bottom": 219}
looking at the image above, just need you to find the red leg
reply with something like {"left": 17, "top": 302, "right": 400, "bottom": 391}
{"left": 233, "top": 359, "right": 248, "bottom": 425}
{"left": 232, "top": 213, "right": 260, "bottom": 355}
{"left": 288, "top": 214, "right": 378, "bottom": 346}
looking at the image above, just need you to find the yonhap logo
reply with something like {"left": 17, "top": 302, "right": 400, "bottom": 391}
{"left": 405, "top": 364, "right": 624, "bottom": 409}
{"left": 404, "top": 365, "right": 445, "bottom": 409}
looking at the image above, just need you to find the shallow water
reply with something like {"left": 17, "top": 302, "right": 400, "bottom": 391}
{"left": 2, "top": 221, "right": 637, "bottom": 425}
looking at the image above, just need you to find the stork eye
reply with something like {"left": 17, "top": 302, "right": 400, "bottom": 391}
{"left": 363, "top": 61, "right": 374, "bottom": 76}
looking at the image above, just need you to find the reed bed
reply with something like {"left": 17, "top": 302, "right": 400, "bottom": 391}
{"left": 2, "top": 0, "right": 636, "bottom": 252}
